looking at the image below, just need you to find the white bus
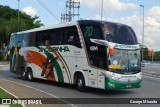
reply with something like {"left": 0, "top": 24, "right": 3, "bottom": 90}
{"left": 10, "top": 20, "right": 152, "bottom": 91}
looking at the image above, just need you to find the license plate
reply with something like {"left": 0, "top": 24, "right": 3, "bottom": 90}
{"left": 126, "top": 84, "right": 132, "bottom": 88}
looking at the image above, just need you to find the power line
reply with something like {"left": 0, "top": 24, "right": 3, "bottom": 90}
{"left": 61, "top": 6, "right": 66, "bottom": 14}
{"left": 61, "top": 0, "right": 80, "bottom": 23}
{"left": 37, "top": 0, "right": 60, "bottom": 22}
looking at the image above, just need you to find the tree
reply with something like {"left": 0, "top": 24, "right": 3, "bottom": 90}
{"left": 0, "top": 5, "right": 43, "bottom": 46}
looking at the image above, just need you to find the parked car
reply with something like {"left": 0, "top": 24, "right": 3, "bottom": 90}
{"left": 141, "top": 61, "right": 145, "bottom": 67}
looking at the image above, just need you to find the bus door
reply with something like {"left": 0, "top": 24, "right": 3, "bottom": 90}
{"left": 80, "top": 24, "right": 107, "bottom": 87}
{"left": 87, "top": 44, "right": 107, "bottom": 88}
{"left": 88, "top": 67, "right": 98, "bottom": 87}
{"left": 87, "top": 45, "right": 99, "bottom": 87}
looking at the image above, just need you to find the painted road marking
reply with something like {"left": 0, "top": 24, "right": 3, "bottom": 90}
{"left": 143, "top": 75, "right": 160, "bottom": 80}
{"left": 0, "top": 105, "right": 9, "bottom": 107}
{"left": 0, "top": 65, "right": 6, "bottom": 67}
{"left": 0, "top": 64, "right": 9, "bottom": 70}
{"left": 143, "top": 73, "right": 160, "bottom": 79}
{"left": 0, "top": 67, "right": 9, "bottom": 70}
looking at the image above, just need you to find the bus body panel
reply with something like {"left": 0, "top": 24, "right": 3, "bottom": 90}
{"left": 9, "top": 20, "right": 143, "bottom": 91}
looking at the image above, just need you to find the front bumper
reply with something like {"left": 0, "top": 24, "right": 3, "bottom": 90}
{"left": 105, "top": 77, "right": 142, "bottom": 90}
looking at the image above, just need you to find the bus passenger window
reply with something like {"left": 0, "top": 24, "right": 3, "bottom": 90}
{"left": 45, "top": 40, "right": 50, "bottom": 46}
{"left": 50, "top": 28, "right": 62, "bottom": 45}
{"left": 64, "top": 26, "right": 81, "bottom": 48}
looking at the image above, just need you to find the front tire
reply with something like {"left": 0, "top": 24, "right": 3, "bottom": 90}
{"left": 27, "top": 69, "right": 34, "bottom": 82}
{"left": 77, "top": 74, "right": 86, "bottom": 92}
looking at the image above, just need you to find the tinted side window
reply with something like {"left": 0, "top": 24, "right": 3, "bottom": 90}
{"left": 116, "top": 27, "right": 138, "bottom": 45}
{"left": 36, "top": 28, "right": 63, "bottom": 46}
{"left": 103, "top": 23, "right": 138, "bottom": 45}
{"left": 80, "top": 25, "right": 103, "bottom": 43}
{"left": 80, "top": 25, "right": 107, "bottom": 69}
{"left": 37, "top": 30, "right": 51, "bottom": 46}
{"left": 50, "top": 28, "right": 62, "bottom": 45}
{"left": 63, "top": 26, "right": 81, "bottom": 48}
{"left": 27, "top": 32, "right": 36, "bottom": 46}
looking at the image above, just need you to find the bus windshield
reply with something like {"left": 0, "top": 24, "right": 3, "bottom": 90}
{"left": 103, "top": 23, "right": 138, "bottom": 45}
{"left": 109, "top": 49, "right": 141, "bottom": 74}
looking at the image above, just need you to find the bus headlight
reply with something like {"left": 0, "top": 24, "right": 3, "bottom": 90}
{"left": 105, "top": 72, "right": 119, "bottom": 80}
{"left": 112, "top": 76, "right": 119, "bottom": 80}
{"left": 137, "top": 72, "right": 142, "bottom": 80}
{"left": 137, "top": 75, "right": 142, "bottom": 80}
{"left": 108, "top": 82, "right": 115, "bottom": 87}
{"left": 111, "top": 76, "right": 119, "bottom": 80}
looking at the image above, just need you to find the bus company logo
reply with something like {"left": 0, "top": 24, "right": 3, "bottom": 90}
{"left": 90, "top": 46, "right": 98, "bottom": 51}
{"left": 114, "top": 44, "right": 138, "bottom": 49}
{"left": 1, "top": 99, "right": 42, "bottom": 105}
{"left": 2, "top": 99, "right": 11, "bottom": 104}
{"left": 39, "top": 46, "right": 70, "bottom": 53}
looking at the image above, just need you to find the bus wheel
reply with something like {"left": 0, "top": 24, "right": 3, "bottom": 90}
{"left": 27, "top": 69, "right": 34, "bottom": 82}
{"left": 21, "top": 68, "right": 27, "bottom": 80}
{"left": 77, "top": 74, "right": 86, "bottom": 92}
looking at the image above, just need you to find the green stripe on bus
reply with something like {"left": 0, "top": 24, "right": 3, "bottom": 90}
{"left": 53, "top": 59, "right": 64, "bottom": 82}
{"left": 57, "top": 52, "right": 72, "bottom": 82}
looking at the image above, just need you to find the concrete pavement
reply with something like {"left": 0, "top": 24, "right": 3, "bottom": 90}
{"left": 0, "top": 61, "right": 9, "bottom": 65}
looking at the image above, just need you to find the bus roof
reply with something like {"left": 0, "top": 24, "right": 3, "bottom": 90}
{"left": 15, "top": 21, "right": 77, "bottom": 35}
{"left": 78, "top": 20, "right": 128, "bottom": 27}
{"left": 13, "top": 20, "right": 128, "bottom": 35}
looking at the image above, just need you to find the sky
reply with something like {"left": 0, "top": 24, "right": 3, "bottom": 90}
{"left": 0, "top": 0, "right": 160, "bottom": 51}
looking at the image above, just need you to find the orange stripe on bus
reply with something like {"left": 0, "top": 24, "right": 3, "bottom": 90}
{"left": 27, "top": 50, "right": 56, "bottom": 81}
{"left": 46, "top": 46, "right": 71, "bottom": 83}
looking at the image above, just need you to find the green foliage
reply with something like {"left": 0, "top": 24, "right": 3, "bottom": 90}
{"left": 143, "top": 50, "right": 151, "bottom": 61}
{"left": 0, "top": 88, "right": 13, "bottom": 98}
{"left": 143, "top": 50, "right": 160, "bottom": 61}
{"left": 154, "top": 51, "right": 160, "bottom": 61}
{"left": 0, "top": 53, "right": 6, "bottom": 61}
{"left": 0, "top": 89, "right": 22, "bottom": 107}
{"left": 0, "top": 5, "right": 43, "bottom": 45}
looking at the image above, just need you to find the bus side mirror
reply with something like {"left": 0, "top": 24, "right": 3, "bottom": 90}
{"left": 139, "top": 43, "right": 152, "bottom": 57}
{"left": 90, "top": 39, "right": 115, "bottom": 57}
{"left": 147, "top": 48, "right": 152, "bottom": 57}
{"left": 109, "top": 47, "right": 114, "bottom": 57}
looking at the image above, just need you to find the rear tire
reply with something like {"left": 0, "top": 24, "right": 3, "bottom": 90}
{"left": 21, "top": 68, "right": 27, "bottom": 80}
{"left": 77, "top": 74, "right": 86, "bottom": 92}
{"left": 27, "top": 69, "right": 34, "bottom": 82}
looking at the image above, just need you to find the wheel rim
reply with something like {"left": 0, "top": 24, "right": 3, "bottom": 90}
{"left": 28, "top": 72, "right": 32, "bottom": 80}
{"left": 22, "top": 71, "right": 25, "bottom": 77}
{"left": 78, "top": 79, "right": 82, "bottom": 88}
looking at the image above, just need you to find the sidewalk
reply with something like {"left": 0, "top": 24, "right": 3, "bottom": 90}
{"left": 0, "top": 61, "right": 10, "bottom": 65}
{"left": 0, "top": 80, "right": 72, "bottom": 107}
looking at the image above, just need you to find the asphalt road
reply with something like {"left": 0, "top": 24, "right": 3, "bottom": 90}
{"left": 142, "top": 63, "right": 160, "bottom": 78}
{"left": 0, "top": 62, "right": 160, "bottom": 107}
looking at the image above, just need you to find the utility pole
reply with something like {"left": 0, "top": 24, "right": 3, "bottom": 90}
{"left": 5, "top": 26, "right": 8, "bottom": 46}
{"left": 101, "top": 0, "right": 103, "bottom": 20}
{"left": 152, "top": 50, "right": 154, "bottom": 62}
{"left": 61, "top": 0, "right": 80, "bottom": 23}
{"left": 140, "top": 5, "right": 144, "bottom": 61}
